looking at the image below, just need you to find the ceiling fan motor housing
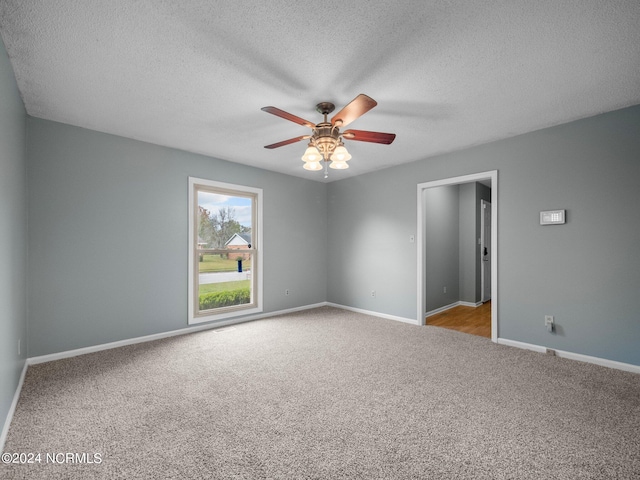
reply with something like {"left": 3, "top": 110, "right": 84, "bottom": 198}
{"left": 313, "top": 123, "right": 340, "bottom": 159}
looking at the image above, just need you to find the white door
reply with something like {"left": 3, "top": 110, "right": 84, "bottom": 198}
{"left": 481, "top": 200, "right": 492, "bottom": 302}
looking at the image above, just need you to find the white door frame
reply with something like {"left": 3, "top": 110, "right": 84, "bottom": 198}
{"left": 417, "top": 171, "right": 498, "bottom": 342}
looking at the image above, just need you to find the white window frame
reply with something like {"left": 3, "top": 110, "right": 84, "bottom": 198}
{"left": 188, "top": 177, "right": 263, "bottom": 325}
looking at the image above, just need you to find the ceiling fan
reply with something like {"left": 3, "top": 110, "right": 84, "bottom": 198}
{"left": 262, "top": 94, "right": 396, "bottom": 176}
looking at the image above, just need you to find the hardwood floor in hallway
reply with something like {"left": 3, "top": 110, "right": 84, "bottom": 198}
{"left": 425, "top": 301, "right": 491, "bottom": 338}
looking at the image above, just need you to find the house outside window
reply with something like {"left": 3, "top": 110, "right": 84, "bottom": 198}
{"left": 225, "top": 233, "right": 252, "bottom": 261}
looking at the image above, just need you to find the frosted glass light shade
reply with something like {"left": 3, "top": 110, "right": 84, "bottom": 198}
{"left": 331, "top": 144, "right": 352, "bottom": 162}
{"left": 329, "top": 160, "right": 349, "bottom": 169}
{"left": 303, "top": 161, "right": 323, "bottom": 171}
{"left": 301, "top": 145, "right": 321, "bottom": 163}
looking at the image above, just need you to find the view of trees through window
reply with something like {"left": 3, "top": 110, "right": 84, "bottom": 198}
{"left": 197, "top": 205, "right": 250, "bottom": 249}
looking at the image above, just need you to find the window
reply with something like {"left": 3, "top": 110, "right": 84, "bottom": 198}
{"left": 188, "top": 177, "right": 263, "bottom": 324}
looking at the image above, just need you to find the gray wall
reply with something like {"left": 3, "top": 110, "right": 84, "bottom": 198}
{"left": 27, "top": 118, "right": 328, "bottom": 356}
{"left": 424, "top": 185, "right": 460, "bottom": 312}
{"left": 328, "top": 105, "right": 640, "bottom": 366}
{"left": 460, "top": 182, "right": 492, "bottom": 305}
{"left": 0, "top": 36, "right": 27, "bottom": 437}
{"left": 474, "top": 183, "right": 491, "bottom": 302}
{"left": 458, "top": 183, "right": 476, "bottom": 304}
{"left": 326, "top": 175, "right": 417, "bottom": 316}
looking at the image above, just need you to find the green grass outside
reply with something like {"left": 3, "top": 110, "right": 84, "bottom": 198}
{"left": 198, "top": 280, "right": 250, "bottom": 296}
{"left": 198, "top": 254, "right": 252, "bottom": 273}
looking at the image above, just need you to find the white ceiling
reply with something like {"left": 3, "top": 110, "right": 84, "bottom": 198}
{"left": 1, "top": 1, "right": 639, "bottom": 182}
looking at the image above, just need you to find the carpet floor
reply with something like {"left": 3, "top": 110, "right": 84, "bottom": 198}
{"left": 2, "top": 306, "right": 639, "bottom": 479}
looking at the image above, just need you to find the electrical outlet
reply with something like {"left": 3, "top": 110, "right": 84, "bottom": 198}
{"left": 371, "top": 290, "right": 376, "bottom": 298}
{"left": 443, "top": 286, "right": 447, "bottom": 294}
{"left": 285, "top": 289, "right": 290, "bottom": 296}
{"left": 18, "top": 339, "right": 21, "bottom": 356}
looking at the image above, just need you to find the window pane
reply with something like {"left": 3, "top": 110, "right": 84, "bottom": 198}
{"left": 197, "top": 253, "right": 253, "bottom": 312}
{"left": 197, "top": 190, "right": 252, "bottom": 248}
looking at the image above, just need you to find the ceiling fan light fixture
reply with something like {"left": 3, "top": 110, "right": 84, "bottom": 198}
{"left": 329, "top": 160, "right": 349, "bottom": 170}
{"left": 301, "top": 144, "right": 322, "bottom": 163}
{"left": 263, "top": 94, "right": 395, "bottom": 177}
{"left": 331, "top": 143, "right": 352, "bottom": 162}
{"left": 303, "top": 160, "right": 323, "bottom": 171}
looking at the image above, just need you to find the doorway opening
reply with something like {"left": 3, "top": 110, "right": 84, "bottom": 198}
{"left": 416, "top": 171, "right": 498, "bottom": 342}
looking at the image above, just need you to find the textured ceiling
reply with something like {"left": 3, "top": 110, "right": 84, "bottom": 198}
{"left": 1, "top": 1, "right": 639, "bottom": 182}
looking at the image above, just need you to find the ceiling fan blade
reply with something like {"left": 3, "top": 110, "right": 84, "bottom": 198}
{"left": 342, "top": 129, "right": 396, "bottom": 145}
{"left": 264, "top": 135, "right": 310, "bottom": 149}
{"left": 331, "top": 94, "right": 377, "bottom": 127}
{"left": 261, "top": 106, "right": 315, "bottom": 129}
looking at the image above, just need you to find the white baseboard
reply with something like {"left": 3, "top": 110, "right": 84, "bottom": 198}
{"left": 28, "top": 302, "right": 328, "bottom": 366}
{"left": 497, "top": 338, "right": 640, "bottom": 374}
{"left": 497, "top": 338, "right": 547, "bottom": 353}
{"left": 1, "top": 360, "right": 28, "bottom": 453}
{"left": 425, "top": 302, "right": 459, "bottom": 318}
{"left": 425, "top": 300, "right": 483, "bottom": 318}
{"left": 327, "top": 302, "right": 420, "bottom": 325}
{"left": 459, "top": 301, "right": 483, "bottom": 308}
{"left": 553, "top": 349, "right": 640, "bottom": 374}
{"left": 19, "top": 303, "right": 640, "bottom": 373}
{"left": 28, "top": 307, "right": 638, "bottom": 377}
